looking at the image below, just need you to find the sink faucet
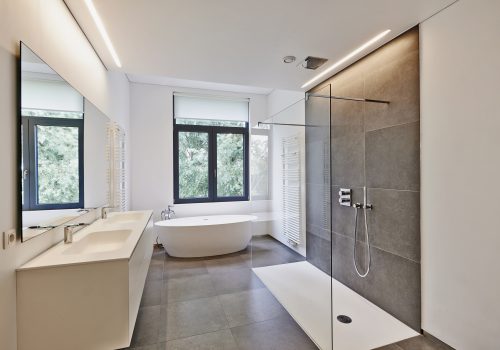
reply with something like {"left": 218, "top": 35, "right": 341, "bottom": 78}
{"left": 101, "top": 206, "right": 116, "bottom": 220}
{"left": 161, "top": 205, "right": 175, "bottom": 220}
{"left": 64, "top": 223, "right": 89, "bottom": 244}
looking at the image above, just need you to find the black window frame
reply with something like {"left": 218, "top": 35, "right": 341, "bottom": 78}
{"left": 173, "top": 120, "right": 249, "bottom": 204}
{"left": 21, "top": 116, "right": 84, "bottom": 211}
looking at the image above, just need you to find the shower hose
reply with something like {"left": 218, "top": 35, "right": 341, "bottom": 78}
{"left": 353, "top": 203, "right": 371, "bottom": 278}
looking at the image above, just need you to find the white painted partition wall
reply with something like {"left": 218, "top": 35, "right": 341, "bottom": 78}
{"left": 0, "top": 2, "right": 130, "bottom": 350}
{"left": 420, "top": 1, "right": 500, "bottom": 349}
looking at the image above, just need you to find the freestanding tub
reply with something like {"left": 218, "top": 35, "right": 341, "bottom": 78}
{"left": 155, "top": 215, "right": 257, "bottom": 257}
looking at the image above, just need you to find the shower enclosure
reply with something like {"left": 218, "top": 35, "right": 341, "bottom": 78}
{"left": 248, "top": 57, "right": 420, "bottom": 348}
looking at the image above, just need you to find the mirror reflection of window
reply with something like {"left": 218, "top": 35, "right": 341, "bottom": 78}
{"left": 21, "top": 45, "right": 84, "bottom": 211}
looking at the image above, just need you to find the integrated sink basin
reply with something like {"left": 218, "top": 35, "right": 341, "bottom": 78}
{"left": 63, "top": 229, "right": 132, "bottom": 255}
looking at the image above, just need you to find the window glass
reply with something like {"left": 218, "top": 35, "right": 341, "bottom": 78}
{"left": 217, "top": 133, "right": 244, "bottom": 197}
{"left": 178, "top": 131, "right": 210, "bottom": 199}
{"left": 36, "top": 125, "right": 80, "bottom": 204}
{"left": 175, "top": 118, "right": 245, "bottom": 128}
{"left": 21, "top": 108, "right": 83, "bottom": 119}
{"left": 250, "top": 134, "right": 269, "bottom": 199}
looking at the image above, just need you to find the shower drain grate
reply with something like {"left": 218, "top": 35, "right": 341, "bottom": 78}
{"left": 337, "top": 315, "right": 352, "bottom": 324}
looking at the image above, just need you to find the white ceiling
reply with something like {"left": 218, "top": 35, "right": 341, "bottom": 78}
{"left": 65, "top": 0, "right": 456, "bottom": 92}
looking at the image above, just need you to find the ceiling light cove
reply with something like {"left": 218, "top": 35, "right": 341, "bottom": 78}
{"left": 84, "top": 0, "right": 122, "bottom": 68}
{"left": 301, "top": 29, "right": 391, "bottom": 89}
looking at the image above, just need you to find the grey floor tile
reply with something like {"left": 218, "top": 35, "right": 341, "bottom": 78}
{"left": 140, "top": 279, "right": 163, "bottom": 307}
{"left": 396, "top": 335, "right": 454, "bottom": 350}
{"left": 130, "top": 305, "right": 161, "bottom": 347}
{"left": 162, "top": 329, "right": 238, "bottom": 350}
{"left": 204, "top": 255, "right": 249, "bottom": 274}
{"left": 209, "top": 268, "right": 264, "bottom": 295}
{"left": 161, "top": 274, "right": 216, "bottom": 303}
{"left": 146, "top": 261, "right": 164, "bottom": 281}
{"left": 159, "top": 296, "right": 229, "bottom": 341}
{"left": 373, "top": 343, "right": 403, "bottom": 350}
{"left": 164, "top": 259, "right": 208, "bottom": 279}
{"left": 218, "top": 288, "right": 286, "bottom": 327}
{"left": 231, "top": 314, "right": 318, "bottom": 350}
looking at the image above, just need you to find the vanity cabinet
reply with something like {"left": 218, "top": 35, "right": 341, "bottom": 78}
{"left": 16, "top": 211, "right": 154, "bottom": 350}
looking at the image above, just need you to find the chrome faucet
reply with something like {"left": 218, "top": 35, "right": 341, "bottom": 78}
{"left": 101, "top": 206, "right": 116, "bottom": 219}
{"left": 64, "top": 223, "right": 89, "bottom": 244}
{"left": 161, "top": 205, "right": 175, "bottom": 220}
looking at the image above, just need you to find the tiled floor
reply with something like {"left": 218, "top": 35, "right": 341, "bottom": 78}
{"left": 123, "top": 235, "right": 316, "bottom": 350}
{"left": 374, "top": 334, "right": 455, "bottom": 350}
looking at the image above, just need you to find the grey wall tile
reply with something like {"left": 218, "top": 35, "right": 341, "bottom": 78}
{"left": 364, "top": 49, "right": 420, "bottom": 132}
{"left": 332, "top": 233, "right": 421, "bottom": 330}
{"left": 331, "top": 123, "right": 365, "bottom": 187}
{"left": 306, "top": 231, "right": 331, "bottom": 275}
{"left": 365, "top": 122, "right": 420, "bottom": 191}
{"left": 306, "top": 182, "right": 331, "bottom": 239}
{"left": 368, "top": 188, "right": 420, "bottom": 261}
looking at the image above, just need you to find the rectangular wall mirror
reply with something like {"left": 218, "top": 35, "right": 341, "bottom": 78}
{"left": 19, "top": 42, "right": 110, "bottom": 241}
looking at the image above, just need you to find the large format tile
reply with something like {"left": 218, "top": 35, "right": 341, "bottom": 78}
{"left": 130, "top": 305, "right": 161, "bottom": 347}
{"left": 162, "top": 329, "right": 238, "bottom": 350}
{"left": 365, "top": 121, "right": 420, "bottom": 191}
{"left": 368, "top": 188, "right": 420, "bottom": 261}
{"left": 332, "top": 233, "right": 421, "bottom": 330}
{"left": 209, "top": 268, "right": 264, "bottom": 295}
{"left": 230, "top": 314, "right": 318, "bottom": 350}
{"left": 305, "top": 136, "right": 330, "bottom": 186}
{"left": 218, "top": 288, "right": 286, "bottom": 327}
{"left": 161, "top": 274, "right": 216, "bottom": 303}
{"left": 140, "top": 279, "right": 163, "bottom": 307}
{"left": 158, "top": 297, "right": 228, "bottom": 341}
{"left": 306, "top": 182, "right": 331, "bottom": 240}
{"left": 163, "top": 258, "right": 208, "bottom": 279}
{"left": 204, "top": 255, "right": 249, "bottom": 274}
{"left": 306, "top": 232, "right": 331, "bottom": 275}
{"left": 146, "top": 260, "right": 164, "bottom": 281}
{"left": 364, "top": 28, "right": 419, "bottom": 132}
{"left": 396, "top": 335, "right": 454, "bottom": 350}
{"left": 331, "top": 123, "right": 365, "bottom": 188}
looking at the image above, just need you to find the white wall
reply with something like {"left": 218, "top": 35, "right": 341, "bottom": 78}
{"left": 0, "top": 1, "right": 130, "bottom": 349}
{"left": 129, "top": 82, "right": 268, "bottom": 222}
{"left": 420, "top": 1, "right": 500, "bottom": 349}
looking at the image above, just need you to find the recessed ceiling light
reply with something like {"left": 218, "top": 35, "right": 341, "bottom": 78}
{"left": 85, "top": 0, "right": 122, "bottom": 68}
{"left": 283, "top": 56, "right": 296, "bottom": 64}
{"left": 301, "top": 29, "right": 391, "bottom": 89}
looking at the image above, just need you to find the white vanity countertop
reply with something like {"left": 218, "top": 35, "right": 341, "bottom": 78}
{"left": 18, "top": 210, "right": 153, "bottom": 271}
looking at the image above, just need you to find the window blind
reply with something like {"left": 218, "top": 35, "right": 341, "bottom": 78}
{"left": 173, "top": 93, "right": 249, "bottom": 122}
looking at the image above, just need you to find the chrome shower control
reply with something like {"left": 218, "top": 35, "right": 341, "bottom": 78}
{"left": 339, "top": 188, "right": 352, "bottom": 207}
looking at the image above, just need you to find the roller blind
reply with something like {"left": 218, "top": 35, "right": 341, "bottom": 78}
{"left": 174, "top": 93, "right": 249, "bottom": 122}
{"left": 22, "top": 77, "right": 84, "bottom": 113}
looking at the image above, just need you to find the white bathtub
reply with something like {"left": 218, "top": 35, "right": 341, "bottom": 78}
{"left": 155, "top": 215, "right": 257, "bottom": 257}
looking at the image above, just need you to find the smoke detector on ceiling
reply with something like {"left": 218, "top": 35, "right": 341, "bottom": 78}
{"left": 301, "top": 56, "right": 328, "bottom": 70}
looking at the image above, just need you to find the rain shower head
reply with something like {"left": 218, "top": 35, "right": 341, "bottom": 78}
{"left": 301, "top": 56, "right": 328, "bottom": 70}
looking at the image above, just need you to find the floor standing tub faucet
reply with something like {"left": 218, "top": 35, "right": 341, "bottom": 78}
{"left": 161, "top": 205, "right": 175, "bottom": 220}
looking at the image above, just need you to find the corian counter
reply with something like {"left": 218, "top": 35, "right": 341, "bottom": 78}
{"left": 17, "top": 210, "right": 155, "bottom": 350}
